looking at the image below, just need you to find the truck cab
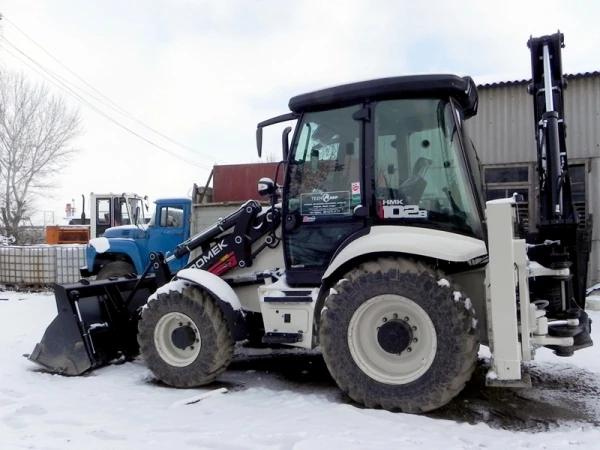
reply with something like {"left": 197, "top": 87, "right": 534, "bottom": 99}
{"left": 81, "top": 197, "right": 194, "bottom": 279}
{"left": 90, "top": 192, "right": 149, "bottom": 238}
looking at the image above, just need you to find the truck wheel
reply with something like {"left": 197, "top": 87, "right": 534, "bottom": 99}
{"left": 319, "top": 257, "right": 479, "bottom": 414}
{"left": 96, "top": 261, "right": 136, "bottom": 279}
{"left": 137, "top": 285, "right": 234, "bottom": 388}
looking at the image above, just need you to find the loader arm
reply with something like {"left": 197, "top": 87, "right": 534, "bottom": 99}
{"left": 169, "top": 200, "right": 282, "bottom": 276}
{"left": 26, "top": 196, "right": 283, "bottom": 376}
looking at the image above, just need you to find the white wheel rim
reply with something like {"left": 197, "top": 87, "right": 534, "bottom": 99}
{"left": 153, "top": 312, "right": 201, "bottom": 367}
{"left": 348, "top": 294, "right": 437, "bottom": 385}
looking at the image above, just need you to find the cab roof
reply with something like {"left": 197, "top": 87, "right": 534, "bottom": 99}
{"left": 288, "top": 74, "right": 478, "bottom": 118}
{"left": 154, "top": 197, "right": 191, "bottom": 205}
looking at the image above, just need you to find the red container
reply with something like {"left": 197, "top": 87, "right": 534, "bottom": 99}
{"left": 212, "top": 163, "right": 284, "bottom": 203}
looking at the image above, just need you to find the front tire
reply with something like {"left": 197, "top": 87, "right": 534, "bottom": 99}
{"left": 319, "top": 257, "right": 479, "bottom": 414}
{"left": 96, "top": 261, "right": 135, "bottom": 279}
{"left": 137, "top": 285, "right": 234, "bottom": 388}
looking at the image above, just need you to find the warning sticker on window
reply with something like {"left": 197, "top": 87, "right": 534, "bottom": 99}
{"left": 300, "top": 191, "right": 351, "bottom": 216}
{"left": 351, "top": 182, "right": 361, "bottom": 205}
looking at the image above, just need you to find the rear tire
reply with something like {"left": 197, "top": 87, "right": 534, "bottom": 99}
{"left": 137, "top": 285, "right": 234, "bottom": 388}
{"left": 319, "top": 257, "right": 479, "bottom": 414}
{"left": 96, "top": 261, "right": 135, "bottom": 279}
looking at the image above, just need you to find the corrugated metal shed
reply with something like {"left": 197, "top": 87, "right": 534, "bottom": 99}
{"left": 469, "top": 72, "right": 600, "bottom": 164}
{"left": 469, "top": 71, "right": 600, "bottom": 287}
{"left": 476, "top": 71, "right": 600, "bottom": 88}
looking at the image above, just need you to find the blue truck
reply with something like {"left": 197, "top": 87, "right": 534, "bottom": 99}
{"left": 81, "top": 184, "right": 266, "bottom": 280}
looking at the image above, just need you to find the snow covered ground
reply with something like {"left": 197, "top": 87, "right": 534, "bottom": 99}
{"left": 2, "top": 290, "right": 600, "bottom": 449}
{"left": 586, "top": 283, "right": 600, "bottom": 311}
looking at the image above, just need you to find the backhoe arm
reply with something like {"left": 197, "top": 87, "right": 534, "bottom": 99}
{"left": 526, "top": 31, "right": 592, "bottom": 345}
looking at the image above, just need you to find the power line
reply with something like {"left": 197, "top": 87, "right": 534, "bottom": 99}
{"left": 2, "top": 15, "right": 229, "bottom": 165}
{"left": 0, "top": 37, "right": 214, "bottom": 170}
{"left": 3, "top": 15, "right": 227, "bottom": 164}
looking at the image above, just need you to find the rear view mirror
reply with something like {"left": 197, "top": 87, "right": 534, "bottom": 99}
{"left": 258, "top": 177, "right": 275, "bottom": 197}
{"left": 282, "top": 126, "right": 292, "bottom": 161}
{"left": 256, "top": 112, "right": 296, "bottom": 159}
{"left": 256, "top": 127, "right": 263, "bottom": 158}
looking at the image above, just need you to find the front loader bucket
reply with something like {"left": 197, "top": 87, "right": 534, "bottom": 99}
{"left": 27, "top": 275, "right": 158, "bottom": 376}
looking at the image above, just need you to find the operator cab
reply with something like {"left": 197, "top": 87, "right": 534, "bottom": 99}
{"left": 258, "top": 74, "right": 487, "bottom": 286}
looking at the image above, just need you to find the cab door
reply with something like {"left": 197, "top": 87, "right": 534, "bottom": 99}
{"left": 282, "top": 104, "right": 366, "bottom": 286}
{"left": 147, "top": 203, "right": 189, "bottom": 271}
{"left": 94, "top": 196, "right": 113, "bottom": 237}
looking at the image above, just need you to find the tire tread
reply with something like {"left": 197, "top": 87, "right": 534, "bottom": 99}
{"left": 137, "top": 285, "right": 234, "bottom": 388}
{"left": 319, "top": 256, "right": 479, "bottom": 413}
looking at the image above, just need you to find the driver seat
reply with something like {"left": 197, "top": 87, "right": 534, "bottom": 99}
{"left": 400, "top": 157, "right": 432, "bottom": 204}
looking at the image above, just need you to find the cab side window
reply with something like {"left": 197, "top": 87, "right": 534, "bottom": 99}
{"left": 285, "top": 105, "right": 361, "bottom": 218}
{"left": 96, "top": 199, "right": 110, "bottom": 224}
{"left": 159, "top": 205, "right": 184, "bottom": 227}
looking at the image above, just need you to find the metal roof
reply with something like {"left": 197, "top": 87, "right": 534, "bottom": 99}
{"left": 468, "top": 72, "right": 600, "bottom": 163}
{"left": 476, "top": 71, "right": 600, "bottom": 88}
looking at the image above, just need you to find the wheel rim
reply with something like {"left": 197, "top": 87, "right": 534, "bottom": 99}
{"left": 347, "top": 294, "right": 437, "bottom": 385}
{"left": 154, "top": 312, "right": 201, "bottom": 367}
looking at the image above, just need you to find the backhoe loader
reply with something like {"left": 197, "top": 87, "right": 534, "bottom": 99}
{"left": 26, "top": 31, "right": 593, "bottom": 414}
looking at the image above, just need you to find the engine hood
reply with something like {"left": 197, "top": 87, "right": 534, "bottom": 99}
{"left": 103, "top": 224, "right": 148, "bottom": 239}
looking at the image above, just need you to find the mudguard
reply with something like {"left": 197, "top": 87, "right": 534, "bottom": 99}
{"left": 163, "top": 268, "right": 248, "bottom": 342}
{"left": 323, "top": 225, "right": 488, "bottom": 280}
{"left": 87, "top": 238, "right": 147, "bottom": 274}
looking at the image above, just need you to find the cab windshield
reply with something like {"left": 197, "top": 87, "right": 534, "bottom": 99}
{"left": 125, "top": 197, "right": 145, "bottom": 226}
{"left": 374, "top": 98, "right": 484, "bottom": 239}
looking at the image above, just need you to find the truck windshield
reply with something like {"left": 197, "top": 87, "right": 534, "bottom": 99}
{"left": 126, "top": 197, "right": 144, "bottom": 226}
{"left": 374, "top": 98, "right": 484, "bottom": 239}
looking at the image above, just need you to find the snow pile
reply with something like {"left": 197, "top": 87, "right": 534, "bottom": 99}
{"left": 145, "top": 270, "right": 244, "bottom": 313}
{"left": 146, "top": 278, "right": 189, "bottom": 303}
{"left": 464, "top": 297, "right": 473, "bottom": 310}
{"left": 586, "top": 283, "right": 600, "bottom": 311}
{"left": 89, "top": 237, "right": 110, "bottom": 253}
{"left": 486, "top": 195, "right": 517, "bottom": 205}
{"left": 266, "top": 290, "right": 286, "bottom": 297}
{"left": 264, "top": 273, "right": 289, "bottom": 290}
{"left": 260, "top": 272, "right": 320, "bottom": 302}
{"left": 176, "top": 268, "right": 243, "bottom": 311}
{"left": 437, "top": 278, "right": 450, "bottom": 287}
{"left": 587, "top": 283, "right": 600, "bottom": 295}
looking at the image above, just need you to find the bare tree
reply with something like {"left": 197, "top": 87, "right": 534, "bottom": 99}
{"left": 0, "top": 69, "right": 82, "bottom": 244}
{"left": 262, "top": 151, "right": 280, "bottom": 162}
{"left": 250, "top": 151, "right": 281, "bottom": 164}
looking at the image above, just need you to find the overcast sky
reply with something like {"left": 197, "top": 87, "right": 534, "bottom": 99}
{"left": 1, "top": 0, "right": 599, "bottom": 224}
